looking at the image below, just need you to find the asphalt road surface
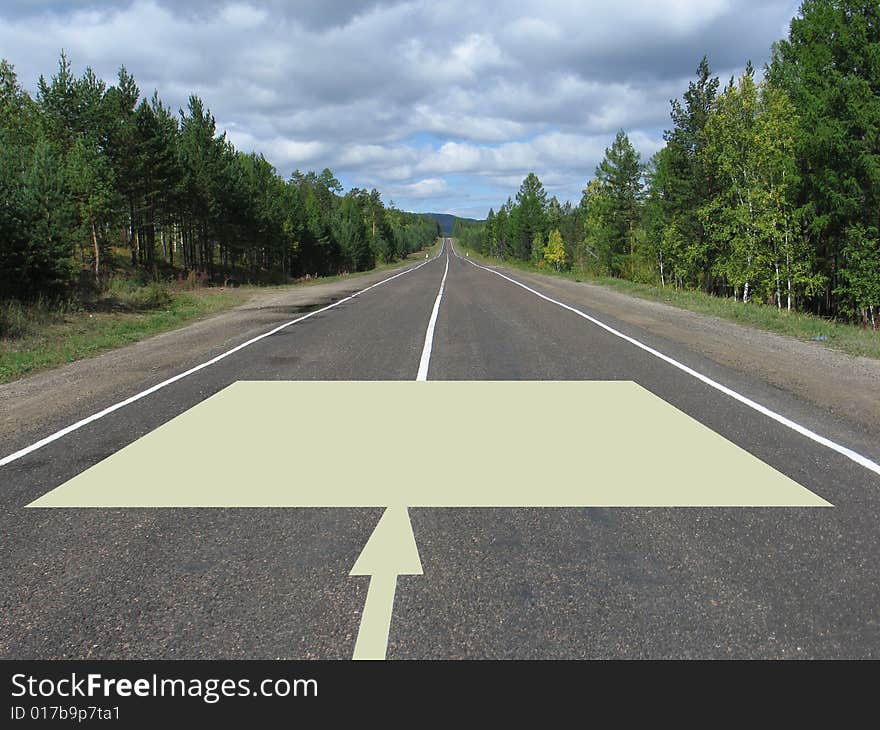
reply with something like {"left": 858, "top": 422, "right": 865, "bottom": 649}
{"left": 2, "top": 239, "right": 878, "bottom": 659}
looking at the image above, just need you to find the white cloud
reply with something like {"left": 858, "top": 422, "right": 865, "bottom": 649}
{"left": 0, "top": 0, "right": 796, "bottom": 214}
{"left": 386, "top": 178, "right": 450, "bottom": 199}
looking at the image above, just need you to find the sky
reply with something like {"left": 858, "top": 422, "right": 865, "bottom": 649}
{"left": 0, "top": 0, "right": 803, "bottom": 218}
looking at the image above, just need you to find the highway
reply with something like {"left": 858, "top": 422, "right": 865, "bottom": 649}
{"left": 1, "top": 239, "right": 878, "bottom": 659}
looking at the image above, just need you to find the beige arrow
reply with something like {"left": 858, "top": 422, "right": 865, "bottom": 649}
{"left": 350, "top": 505, "right": 423, "bottom": 660}
{"left": 26, "top": 381, "right": 831, "bottom": 662}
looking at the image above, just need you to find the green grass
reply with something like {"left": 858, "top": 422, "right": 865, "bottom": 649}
{"left": 0, "top": 288, "right": 248, "bottom": 384}
{"left": 456, "top": 243, "right": 880, "bottom": 361}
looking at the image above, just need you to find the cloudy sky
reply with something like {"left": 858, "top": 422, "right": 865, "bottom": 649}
{"left": 0, "top": 1, "right": 801, "bottom": 218}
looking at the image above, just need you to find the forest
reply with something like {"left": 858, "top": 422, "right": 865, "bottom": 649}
{"left": 0, "top": 54, "right": 439, "bottom": 304}
{"left": 455, "top": 1, "right": 880, "bottom": 328}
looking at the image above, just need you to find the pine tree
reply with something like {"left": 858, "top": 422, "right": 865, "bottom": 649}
{"left": 662, "top": 56, "right": 720, "bottom": 289}
{"left": 0, "top": 60, "right": 36, "bottom": 297}
{"left": 36, "top": 51, "right": 79, "bottom": 151}
{"left": 580, "top": 178, "right": 608, "bottom": 270}
{"left": 0, "top": 59, "right": 37, "bottom": 147}
{"left": 1, "top": 50, "right": 442, "bottom": 303}
{"left": 19, "top": 138, "right": 77, "bottom": 297}
{"left": 769, "top": 0, "right": 880, "bottom": 316}
{"left": 485, "top": 208, "right": 497, "bottom": 256}
{"left": 595, "top": 130, "right": 643, "bottom": 277}
{"left": 513, "top": 172, "right": 548, "bottom": 261}
{"left": 104, "top": 66, "right": 142, "bottom": 266}
{"left": 66, "top": 136, "right": 115, "bottom": 279}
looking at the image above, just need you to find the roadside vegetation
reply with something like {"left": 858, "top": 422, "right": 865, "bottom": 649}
{"left": 0, "top": 280, "right": 246, "bottom": 383}
{"left": 455, "top": 1, "right": 880, "bottom": 342}
{"left": 0, "top": 53, "right": 440, "bottom": 298}
{"left": 0, "top": 241, "right": 439, "bottom": 384}
{"left": 456, "top": 242, "right": 880, "bottom": 361}
{"left": 0, "top": 54, "right": 440, "bottom": 381}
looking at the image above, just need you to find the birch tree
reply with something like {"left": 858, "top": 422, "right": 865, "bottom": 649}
{"left": 700, "top": 67, "right": 765, "bottom": 302}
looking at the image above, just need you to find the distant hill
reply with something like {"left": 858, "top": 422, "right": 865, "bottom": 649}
{"left": 421, "top": 213, "right": 483, "bottom": 236}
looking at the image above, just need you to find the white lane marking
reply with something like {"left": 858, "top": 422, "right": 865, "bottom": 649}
{"left": 452, "top": 243, "right": 880, "bottom": 478}
{"left": 416, "top": 242, "right": 450, "bottom": 382}
{"left": 0, "top": 248, "right": 446, "bottom": 468}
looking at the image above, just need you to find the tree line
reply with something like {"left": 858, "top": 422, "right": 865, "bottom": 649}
{"left": 456, "top": 0, "right": 880, "bottom": 327}
{"left": 0, "top": 53, "right": 439, "bottom": 301}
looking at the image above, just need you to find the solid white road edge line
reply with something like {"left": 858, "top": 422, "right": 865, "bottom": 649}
{"left": 451, "top": 243, "right": 880, "bottom": 478}
{"left": 416, "top": 242, "right": 450, "bottom": 381}
{"left": 0, "top": 246, "right": 446, "bottom": 468}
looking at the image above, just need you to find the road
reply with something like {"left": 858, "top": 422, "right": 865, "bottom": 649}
{"left": 1, "top": 239, "right": 879, "bottom": 659}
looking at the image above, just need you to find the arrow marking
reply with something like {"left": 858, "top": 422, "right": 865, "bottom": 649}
{"left": 26, "top": 381, "right": 831, "bottom": 660}
{"left": 350, "top": 505, "right": 422, "bottom": 660}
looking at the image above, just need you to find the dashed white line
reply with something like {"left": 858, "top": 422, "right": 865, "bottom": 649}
{"left": 452, "top": 243, "right": 880, "bottom": 478}
{"left": 416, "top": 240, "right": 450, "bottom": 381}
{"left": 0, "top": 247, "right": 446, "bottom": 468}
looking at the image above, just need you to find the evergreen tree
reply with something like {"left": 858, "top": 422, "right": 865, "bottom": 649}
{"left": 0, "top": 59, "right": 37, "bottom": 147}
{"left": 66, "top": 136, "right": 115, "bottom": 278}
{"left": 0, "top": 60, "right": 36, "bottom": 296}
{"left": 595, "top": 130, "right": 643, "bottom": 276}
{"left": 0, "top": 51, "right": 441, "bottom": 302}
{"left": 104, "top": 66, "right": 142, "bottom": 265}
{"left": 580, "top": 178, "right": 608, "bottom": 270}
{"left": 485, "top": 208, "right": 497, "bottom": 256}
{"left": 512, "top": 173, "right": 548, "bottom": 261}
{"left": 663, "top": 57, "right": 720, "bottom": 289}
{"left": 837, "top": 225, "right": 880, "bottom": 327}
{"left": 769, "top": 0, "right": 880, "bottom": 315}
{"left": 36, "top": 51, "right": 79, "bottom": 151}
{"left": 18, "top": 138, "right": 77, "bottom": 297}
